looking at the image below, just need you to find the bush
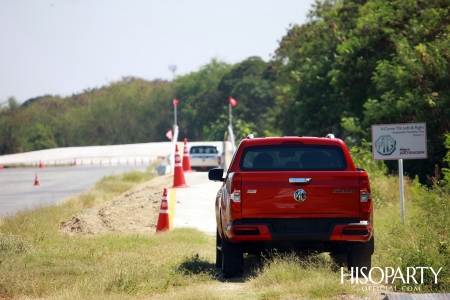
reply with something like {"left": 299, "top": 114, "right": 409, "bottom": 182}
{"left": 0, "top": 232, "right": 35, "bottom": 255}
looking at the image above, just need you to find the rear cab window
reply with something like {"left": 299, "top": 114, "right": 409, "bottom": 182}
{"left": 240, "top": 145, "right": 346, "bottom": 171}
{"left": 190, "top": 146, "right": 219, "bottom": 154}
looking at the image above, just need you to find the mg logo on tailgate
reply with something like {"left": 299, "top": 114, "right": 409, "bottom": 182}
{"left": 294, "top": 189, "right": 307, "bottom": 202}
{"left": 375, "top": 135, "right": 396, "bottom": 156}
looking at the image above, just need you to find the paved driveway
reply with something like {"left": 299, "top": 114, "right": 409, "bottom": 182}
{"left": 170, "top": 172, "right": 222, "bottom": 236}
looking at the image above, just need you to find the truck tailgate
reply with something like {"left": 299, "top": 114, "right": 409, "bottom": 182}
{"left": 190, "top": 155, "right": 217, "bottom": 166}
{"left": 241, "top": 171, "right": 360, "bottom": 219}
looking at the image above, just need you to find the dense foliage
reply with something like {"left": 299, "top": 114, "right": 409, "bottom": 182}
{"left": 0, "top": 78, "right": 174, "bottom": 154}
{"left": 1, "top": 0, "right": 450, "bottom": 182}
{"left": 273, "top": 0, "right": 450, "bottom": 181}
{"left": 174, "top": 57, "right": 277, "bottom": 141}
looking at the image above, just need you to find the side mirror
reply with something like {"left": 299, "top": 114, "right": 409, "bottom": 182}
{"left": 208, "top": 168, "right": 224, "bottom": 182}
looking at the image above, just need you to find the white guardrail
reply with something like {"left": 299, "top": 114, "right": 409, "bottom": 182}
{"left": 0, "top": 141, "right": 234, "bottom": 174}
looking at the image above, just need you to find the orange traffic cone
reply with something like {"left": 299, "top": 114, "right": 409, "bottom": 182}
{"left": 34, "top": 173, "right": 40, "bottom": 186}
{"left": 182, "top": 138, "right": 194, "bottom": 172}
{"left": 39, "top": 160, "right": 45, "bottom": 168}
{"left": 156, "top": 188, "right": 170, "bottom": 232}
{"left": 74, "top": 158, "right": 77, "bottom": 166}
{"left": 173, "top": 144, "right": 189, "bottom": 188}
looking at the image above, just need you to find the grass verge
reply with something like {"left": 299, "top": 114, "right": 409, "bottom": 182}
{"left": 0, "top": 163, "right": 369, "bottom": 300}
{"left": 2, "top": 150, "right": 449, "bottom": 298}
{"left": 352, "top": 145, "right": 450, "bottom": 293}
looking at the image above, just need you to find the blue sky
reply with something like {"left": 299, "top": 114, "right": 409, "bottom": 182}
{"left": 0, "top": 0, "right": 315, "bottom": 103}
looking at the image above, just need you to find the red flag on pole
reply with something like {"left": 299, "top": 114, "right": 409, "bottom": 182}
{"left": 166, "top": 129, "right": 173, "bottom": 140}
{"left": 173, "top": 98, "right": 179, "bottom": 106}
{"left": 229, "top": 96, "right": 238, "bottom": 107}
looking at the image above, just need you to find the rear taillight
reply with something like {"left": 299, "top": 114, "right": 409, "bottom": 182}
{"left": 360, "top": 190, "right": 371, "bottom": 211}
{"left": 360, "top": 175, "right": 372, "bottom": 218}
{"left": 218, "top": 156, "right": 222, "bottom": 166}
{"left": 228, "top": 173, "right": 242, "bottom": 222}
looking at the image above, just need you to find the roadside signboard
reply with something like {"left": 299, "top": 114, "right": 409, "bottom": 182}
{"left": 371, "top": 123, "right": 427, "bottom": 160}
{"left": 371, "top": 122, "right": 427, "bottom": 224}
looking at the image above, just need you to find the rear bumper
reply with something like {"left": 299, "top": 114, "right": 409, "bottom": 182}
{"left": 329, "top": 223, "right": 373, "bottom": 241}
{"left": 224, "top": 219, "right": 373, "bottom": 243}
{"left": 191, "top": 165, "right": 219, "bottom": 171}
{"left": 190, "top": 157, "right": 219, "bottom": 168}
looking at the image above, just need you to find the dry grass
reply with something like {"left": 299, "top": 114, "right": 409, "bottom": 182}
{"left": 0, "top": 164, "right": 378, "bottom": 299}
{"left": 8, "top": 154, "right": 448, "bottom": 298}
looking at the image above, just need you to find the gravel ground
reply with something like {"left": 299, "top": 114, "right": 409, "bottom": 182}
{"left": 60, "top": 172, "right": 220, "bottom": 236}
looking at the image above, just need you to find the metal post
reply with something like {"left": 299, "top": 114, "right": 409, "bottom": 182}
{"left": 229, "top": 103, "right": 232, "bottom": 127}
{"left": 174, "top": 104, "right": 177, "bottom": 126}
{"left": 399, "top": 158, "right": 405, "bottom": 224}
{"left": 170, "top": 99, "right": 179, "bottom": 175}
{"left": 173, "top": 98, "right": 178, "bottom": 127}
{"left": 228, "top": 104, "right": 236, "bottom": 153}
{"left": 228, "top": 125, "right": 236, "bottom": 154}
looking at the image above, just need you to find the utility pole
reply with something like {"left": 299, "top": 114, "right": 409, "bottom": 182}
{"left": 168, "top": 65, "right": 177, "bottom": 79}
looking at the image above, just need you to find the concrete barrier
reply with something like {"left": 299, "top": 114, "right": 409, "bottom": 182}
{"left": 0, "top": 141, "right": 234, "bottom": 172}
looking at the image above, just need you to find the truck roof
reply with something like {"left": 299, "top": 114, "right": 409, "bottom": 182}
{"left": 230, "top": 136, "right": 355, "bottom": 172}
{"left": 238, "top": 136, "right": 347, "bottom": 147}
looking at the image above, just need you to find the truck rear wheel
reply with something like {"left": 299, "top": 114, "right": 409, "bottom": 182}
{"left": 348, "top": 253, "right": 371, "bottom": 276}
{"left": 348, "top": 236, "right": 374, "bottom": 277}
{"left": 221, "top": 236, "right": 243, "bottom": 278}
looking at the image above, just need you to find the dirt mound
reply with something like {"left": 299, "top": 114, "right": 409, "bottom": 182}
{"left": 60, "top": 174, "right": 173, "bottom": 235}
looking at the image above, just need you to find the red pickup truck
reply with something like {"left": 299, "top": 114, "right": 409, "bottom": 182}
{"left": 208, "top": 135, "right": 374, "bottom": 278}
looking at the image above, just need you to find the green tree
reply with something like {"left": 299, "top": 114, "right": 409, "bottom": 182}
{"left": 273, "top": 0, "right": 364, "bottom": 137}
{"left": 174, "top": 59, "right": 232, "bottom": 141}
{"left": 0, "top": 78, "right": 174, "bottom": 154}
{"left": 273, "top": 0, "right": 450, "bottom": 181}
{"left": 218, "top": 56, "right": 277, "bottom": 138}
{"left": 336, "top": 0, "right": 450, "bottom": 179}
{"left": 7, "top": 97, "right": 19, "bottom": 110}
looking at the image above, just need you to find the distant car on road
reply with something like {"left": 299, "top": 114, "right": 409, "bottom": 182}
{"left": 189, "top": 145, "right": 221, "bottom": 171}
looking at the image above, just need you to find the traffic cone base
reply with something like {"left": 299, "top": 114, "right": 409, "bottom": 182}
{"left": 173, "top": 144, "right": 189, "bottom": 188}
{"left": 34, "top": 173, "right": 40, "bottom": 186}
{"left": 156, "top": 188, "right": 170, "bottom": 232}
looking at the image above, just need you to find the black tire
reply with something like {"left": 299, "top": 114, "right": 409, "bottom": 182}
{"left": 221, "top": 236, "right": 243, "bottom": 278}
{"left": 348, "top": 236, "right": 374, "bottom": 277}
{"left": 216, "top": 229, "right": 222, "bottom": 268}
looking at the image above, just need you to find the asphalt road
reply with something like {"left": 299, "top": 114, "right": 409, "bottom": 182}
{"left": 0, "top": 164, "right": 148, "bottom": 217}
{"left": 0, "top": 141, "right": 232, "bottom": 219}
